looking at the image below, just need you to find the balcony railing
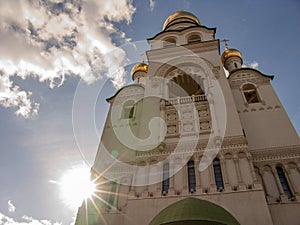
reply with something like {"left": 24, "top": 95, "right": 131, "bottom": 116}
{"left": 164, "top": 94, "right": 207, "bottom": 106}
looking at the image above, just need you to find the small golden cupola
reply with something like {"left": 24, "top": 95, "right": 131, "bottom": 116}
{"left": 162, "top": 10, "right": 200, "bottom": 31}
{"left": 221, "top": 41, "right": 243, "bottom": 72}
{"left": 131, "top": 61, "right": 148, "bottom": 84}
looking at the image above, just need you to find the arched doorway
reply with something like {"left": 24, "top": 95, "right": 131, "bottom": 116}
{"left": 149, "top": 198, "right": 240, "bottom": 225}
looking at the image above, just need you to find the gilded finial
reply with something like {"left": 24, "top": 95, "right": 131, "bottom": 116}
{"left": 221, "top": 39, "right": 230, "bottom": 50}
{"left": 221, "top": 40, "right": 243, "bottom": 65}
{"left": 142, "top": 52, "right": 146, "bottom": 63}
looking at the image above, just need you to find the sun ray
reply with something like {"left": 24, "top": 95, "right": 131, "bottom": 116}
{"left": 89, "top": 195, "right": 109, "bottom": 225}
{"left": 84, "top": 198, "right": 89, "bottom": 225}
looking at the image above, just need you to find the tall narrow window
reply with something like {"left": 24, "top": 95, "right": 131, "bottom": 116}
{"left": 107, "top": 182, "right": 118, "bottom": 209}
{"left": 213, "top": 159, "right": 224, "bottom": 190}
{"left": 276, "top": 166, "right": 292, "bottom": 199}
{"left": 187, "top": 160, "right": 196, "bottom": 192}
{"left": 162, "top": 163, "right": 169, "bottom": 194}
{"left": 242, "top": 83, "right": 260, "bottom": 104}
{"left": 122, "top": 100, "right": 135, "bottom": 119}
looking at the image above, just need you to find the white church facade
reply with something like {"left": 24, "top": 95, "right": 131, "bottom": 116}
{"left": 75, "top": 10, "right": 300, "bottom": 225}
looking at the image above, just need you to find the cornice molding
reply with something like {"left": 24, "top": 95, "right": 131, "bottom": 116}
{"left": 251, "top": 145, "right": 300, "bottom": 162}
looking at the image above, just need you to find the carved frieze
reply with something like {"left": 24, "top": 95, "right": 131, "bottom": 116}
{"left": 198, "top": 109, "right": 209, "bottom": 117}
{"left": 182, "top": 111, "right": 193, "bottom": 120}
{"left": 167, "top": 125, "right": 177, "bottom": 134}
{"left": 229, "top": 72, "right": 270, "bottom": 89}
{"left": 200, "top": 121, "right": 210, "bottom": 130}
{"left": 166, "top": 113, "right": 177, "bottom": 121}
{"left": 182, "top": 123, "right": 194, "bottom": 132}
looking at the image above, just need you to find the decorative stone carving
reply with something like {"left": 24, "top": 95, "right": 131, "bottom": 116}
{"left": 167, "top": 125, "right": 177, "bottom": 134}
{"left": 229, "top": 72, "right": 271, "bottom": 89}
{"left": 167, "top": 113, "right": 177, "bottom": 121}
{"left": 212, "top": 66, "right": 220, "bottom": 79}
{"left": 200, "top": 121, "right": 210, "bottom": 130}
{"left": 198, "top": 110, "right": 208, "bottom": 117}
{"left": 182, "top": 123, "right": 194, "bottom": 132}
{"left": 182, "top": 111, "right": 193, "bottom": 119}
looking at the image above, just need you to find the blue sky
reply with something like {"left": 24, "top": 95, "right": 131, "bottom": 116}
{"left": 0, "top": 1, "right": 299, "bottom": 225}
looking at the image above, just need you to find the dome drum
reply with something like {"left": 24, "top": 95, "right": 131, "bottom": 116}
{"left": 221, "top": 48, "right": 243, "bottom": 65}
{"left": 131, "top": 62, "right": 148, "bottom": 81}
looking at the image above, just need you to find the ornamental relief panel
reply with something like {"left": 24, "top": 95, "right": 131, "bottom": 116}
{"left": 198, "top": 109, "right": 209, "bottom": 117}
{"left": 200, "top": 121, "right": 210, "bottom": 130}
{"left": 229, "top": 73, "right": 270, "bottom": 89}
{"left": 115, "top": 94, "right": 144, "bottom": 104}
{"left": 182, "top": 123, "right": 194, "bottom": 132}
{"left": 181, "top": 111, "right": 193, "bottom": 120}
{"left": 166, "top": 113, "right": 177, "bottom": 121}
{"left": 164, "top": 99, "right": 211, "bottom": 137}
{"left": 167, "top": 125, "right": 177, "bottom": 134}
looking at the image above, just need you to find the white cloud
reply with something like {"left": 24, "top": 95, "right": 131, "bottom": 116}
{"left": 0, "top": 72, "right": 39, "bottom": 118}
{"left": 249, "top": 61, "right": 259, "bottom": 69}
{"left": 149, "top": 0, "right": 155, "bottom": 11}
{"left": 243, "top": 61, "right": 259, "bottom": 69}
{"left": 0, "top": 212, "right": 61, "bottom": 225}
{"left": 0, "top": 0, "right": 136, "bottom": 117}
{"left": 7, "top": 201, "right": 15, "bottom": 213}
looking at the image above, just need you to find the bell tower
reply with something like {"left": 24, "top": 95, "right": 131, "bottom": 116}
{"left": 75, "top": 10, "right": 300, "bottom": 225}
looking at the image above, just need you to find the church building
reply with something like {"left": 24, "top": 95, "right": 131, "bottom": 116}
{"left": 75, "top": 10, "right": 300, "bottom": 225}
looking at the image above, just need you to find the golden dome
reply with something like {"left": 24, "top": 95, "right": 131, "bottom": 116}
{"left": 163, "top": 10, "right": 200, "bottom": 30}
{"left": 221, "top": 48, "right": 243, "bottom": 65}
{"left": 131, "top": 62, "right": 148, "bottom": 76}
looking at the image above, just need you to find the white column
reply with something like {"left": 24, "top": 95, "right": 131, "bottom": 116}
{"left": 194, "top": 158, "right": 201, "bottom": 190}
{"left": 271, "top": 166, "right": 285, "bottom": 197}
{"left": 220, "top": 155, "right": 229, "bottom": 185}
{"left": 247, "top": 154, "right": 257, "bottom": 183}
{"left": 233, "top": 154, "right": 243, "bottom": 184}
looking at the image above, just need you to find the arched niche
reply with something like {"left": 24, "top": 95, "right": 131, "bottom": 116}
{"left": 154, "top": 57, "right": 214, "bottom": 99}
{"left": 187, "top": 33, "right": 201, "bottom": 44}
{"left": 149, "top": 197, "right": 240, "bottom": 225}
{"left": 169, "top": 72, "right": 204, "bottom": 97}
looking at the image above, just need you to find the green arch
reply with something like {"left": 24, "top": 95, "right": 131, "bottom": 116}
{"left": 149, "top": 198, "right": 240, "bottom": 225}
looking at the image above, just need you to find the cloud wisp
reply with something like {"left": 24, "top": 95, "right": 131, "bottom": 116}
{"left": 0, "top": 212, "right": 61, "bottom": 225}
{"left": 0, "top": 0, "right": 136, "bottom": 118}
{"left": 149, "top": 0, "right": 155, "bottom": 11}
{"left": 1, "top": 201, "right": 61, "bottom": 225}
{"left": 243, "top": 60, "right": 259, "bottom": 69}
{"left": 7, "top": 201, "right": 15, "bottom": 213}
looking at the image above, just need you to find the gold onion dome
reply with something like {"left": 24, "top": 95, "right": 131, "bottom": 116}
{"left": 163, "top": 10, "right": 200, "bottom": 30}
{"left": 131, "top": 62, "right": 148, "bottom": 76}
{"left": 221, "top": 48, "right": 243, "bottom": 65}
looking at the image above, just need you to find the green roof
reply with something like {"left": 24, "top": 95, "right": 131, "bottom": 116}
{"left": 149, "top": 198, "right": 240, "bottom": 225}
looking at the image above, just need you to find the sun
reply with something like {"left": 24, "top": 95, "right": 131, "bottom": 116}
{"left": 59, "top": 165, "right": 96, "bottom": 208}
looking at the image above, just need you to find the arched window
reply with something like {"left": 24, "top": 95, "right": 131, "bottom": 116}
{"left": 242, "top": 83, "right": 260, "bottom": 104}
{"left": 163, "top": 37, "right": 176, "bottom": 47}
{"left": 122, "top": 100, "right": 135, "bottom": 119}
{"left": 213, "top": 159, "right": 224, "bottom": 190}
{"left": 162, "top": 163, "right": 169, "bottom": 194}
{"left": 187, "top": 160, "right": 196, "bottom": 192}
{"left": 187, "top": 34, "right": 201, "bottom": 43}
{"left": 276, "top": 166, "right": 292, "bottom": 199}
